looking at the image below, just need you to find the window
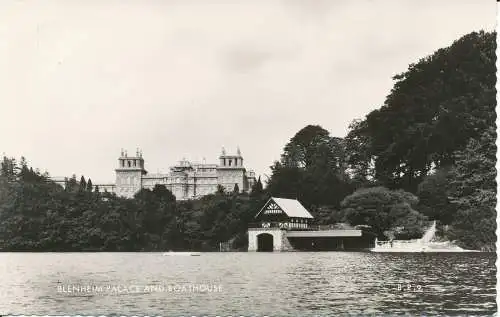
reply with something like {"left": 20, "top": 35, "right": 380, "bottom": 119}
{"left": 229, "top": 159, "right": 232, "bottom": 166}
{"left": 128, "top": 160, "right": 131, "bottom": 167}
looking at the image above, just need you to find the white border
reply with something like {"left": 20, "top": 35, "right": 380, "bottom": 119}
{"left": 496, "top": 1, "right": 499, "bottom": 312}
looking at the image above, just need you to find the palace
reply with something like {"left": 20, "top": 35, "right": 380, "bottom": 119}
{"left": 53, "top": 147, "right": 257, "bottom": 200}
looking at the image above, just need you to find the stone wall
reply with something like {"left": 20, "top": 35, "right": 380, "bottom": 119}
{"left": 217, "top": 168, "right": 245, "bottom": 193}
{"left": 247, "top": 228, "right": 294, "bottom": 252}
{"left": 280, "top": 231, "right": 294, "bottom": 251}
{"left": 115, "top": 170, "right": 143, "bottom": 198}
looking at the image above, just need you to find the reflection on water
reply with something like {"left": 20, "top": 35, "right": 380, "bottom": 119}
{"left": 0, "top": 252, "right": 495, "bottom": 315}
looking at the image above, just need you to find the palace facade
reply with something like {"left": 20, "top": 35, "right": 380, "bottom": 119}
{"left": 96, "top": 147, "right": 256, "bottom": 200}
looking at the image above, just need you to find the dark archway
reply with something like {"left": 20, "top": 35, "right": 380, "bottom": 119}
{"left": 257, "top": 233, "right": 274, "bottom": 252}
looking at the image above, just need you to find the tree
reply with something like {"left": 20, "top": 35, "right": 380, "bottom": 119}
{"left": 344, "top": 119, "right": 374, "bottom": 186}
{"left": 18, "top": 156, "right": 28, "bottom": 180}
{"left": 216, "top": 184, "right": 226, "bottom": 195}
{"left": 267, "top": 124, "right": 353, "bottom": 209}
{"left": 1, "top": 156, "right": 16, "bottom": 181}
{"left": 16, "top": 157, "right": 44, "bottom": 183}
{"left": 280, "top": 125, "right": 332, "bottom": 168}
{"left": 341, "top": 186, "right": 426, "bottom": 239}
{"left": 79, "top": 176, "right": 87, "bottom": 191}
{"left": 416, "top": 167, "right": 455, "bottom": 224}
{"left": 66, "top": 174, "right": 78, "bottom": 192}
{"left": 86, "top": 179, "right": 93, "bottom": 192}
{"left": 250, "top": 176, "right": 264, "bottom": 197}
{"left": 346, "top": 31, "right": 496, "bottom": 192}
{"left": 313, "top": 206, "right": 344, "bottom": 225}
{"left": 152, "top": 184, "right": 176, "bottom": 203}
{"left": 445, "top": 126, "right": 496, "bottom": 251}
{"left": 266, "top": 161, "right": 302, "bottom": 200}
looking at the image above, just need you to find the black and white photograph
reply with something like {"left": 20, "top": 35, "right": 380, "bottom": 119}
{"left": 0, "top": 0, "right": 497, "bottom": 315}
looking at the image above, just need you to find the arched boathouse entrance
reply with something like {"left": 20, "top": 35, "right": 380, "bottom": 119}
{"left": 257, "top": 233, "right": 274, "bottom": 252}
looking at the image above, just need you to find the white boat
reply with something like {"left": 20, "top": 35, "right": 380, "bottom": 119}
{"left": 370, "top": 221, "right": 479, "bottom": 253}
{"left": 162, "top": 252, "right": 201, "bottom": 256}
{"left": 370, "top": 242, "right": 475, "bottom": 253}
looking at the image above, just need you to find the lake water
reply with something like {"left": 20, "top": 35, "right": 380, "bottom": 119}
{"left": 0, "top": 252, "right": 496, "bottom": 316}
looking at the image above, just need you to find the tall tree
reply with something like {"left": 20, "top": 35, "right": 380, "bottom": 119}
{"left": 445, "top": 126, "right": 496, "bottom": 250}
{"left": 250, "top": 176, "right": 264, "bottom": 197}
{"left": 416, "top": 167, "right": 455, "bottom": 224}
{"left": 79, "top": 176, "right": 87, "bottom": 191}
{"left": 344, "top": 119, "right": 374, "bottom": 186}
{"left": 266, "top": 161, "right": 302, "bottom": 200}
{"left": 280, "top": 125, "right": 332, "bottom": 168}
{"left": 1, "top": 156, "right": 16, "bottom": 181}
{"left": 18, "top": 156, "right": 28, "bottom": 180}
{"left": 346, "top": 31, "right": 496, "bottom": 192}
{"left": 66, "top": 174, "right": 78, "bottom": 192}
{"left": 86, "top": 178, "right": 93, "bottom": 192}
{"left": 267, "top": 125, "right": 352, "bottom": 209}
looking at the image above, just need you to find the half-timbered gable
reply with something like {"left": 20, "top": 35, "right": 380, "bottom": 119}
{"left": 254, "top": 197, "right": 313, "bottom": 229}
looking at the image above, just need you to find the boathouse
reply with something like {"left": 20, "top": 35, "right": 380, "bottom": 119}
{"left": 247, "top": 197, "right": 376, "bottom": 252}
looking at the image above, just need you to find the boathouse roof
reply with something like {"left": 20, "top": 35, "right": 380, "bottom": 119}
{"left": 255, "top": 197, "right": 314, "bottom": 219}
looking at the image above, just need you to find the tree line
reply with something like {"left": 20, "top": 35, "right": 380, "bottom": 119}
{"left": 0, "top": 30, "right": 495, "bottom": 251}
{"left": 0, "top": 159, "right": 268, "bottom": 251}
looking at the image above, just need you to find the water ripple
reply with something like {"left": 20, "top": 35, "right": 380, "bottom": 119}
{"left": 0, "top": 252, "right": 495, "bottom": 315}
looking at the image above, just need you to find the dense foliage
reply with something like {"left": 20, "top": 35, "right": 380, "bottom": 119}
{"left": 267, "top": 30, "right": 496, "bottom": 250}
{"left": 266, "top": 125, "right": 353, "bottom": 214}
{"left": 345, "top": 31, "right": 495, "bottom": 192}
{"left": 0, "top": 31, "right": 495, "bottom": 251}
{"left": 445, "top": 126, "right": 496, "bottom": 251}
{"left": 340, "top": 187, "right": 427, "bottom": 240}
{"left": 0, "top": 159, "right": 268, "bottom": 251}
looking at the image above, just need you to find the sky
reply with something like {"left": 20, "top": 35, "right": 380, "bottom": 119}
{"left": 0, "top": 0, "right": 496, "bottom": 184}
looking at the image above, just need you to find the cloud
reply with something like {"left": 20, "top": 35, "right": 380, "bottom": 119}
{"left": 221, "top": 46, "right": 277, "bottom": 73}
{"left": 0, "top": 0, "right": 494, "bottom": 183}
